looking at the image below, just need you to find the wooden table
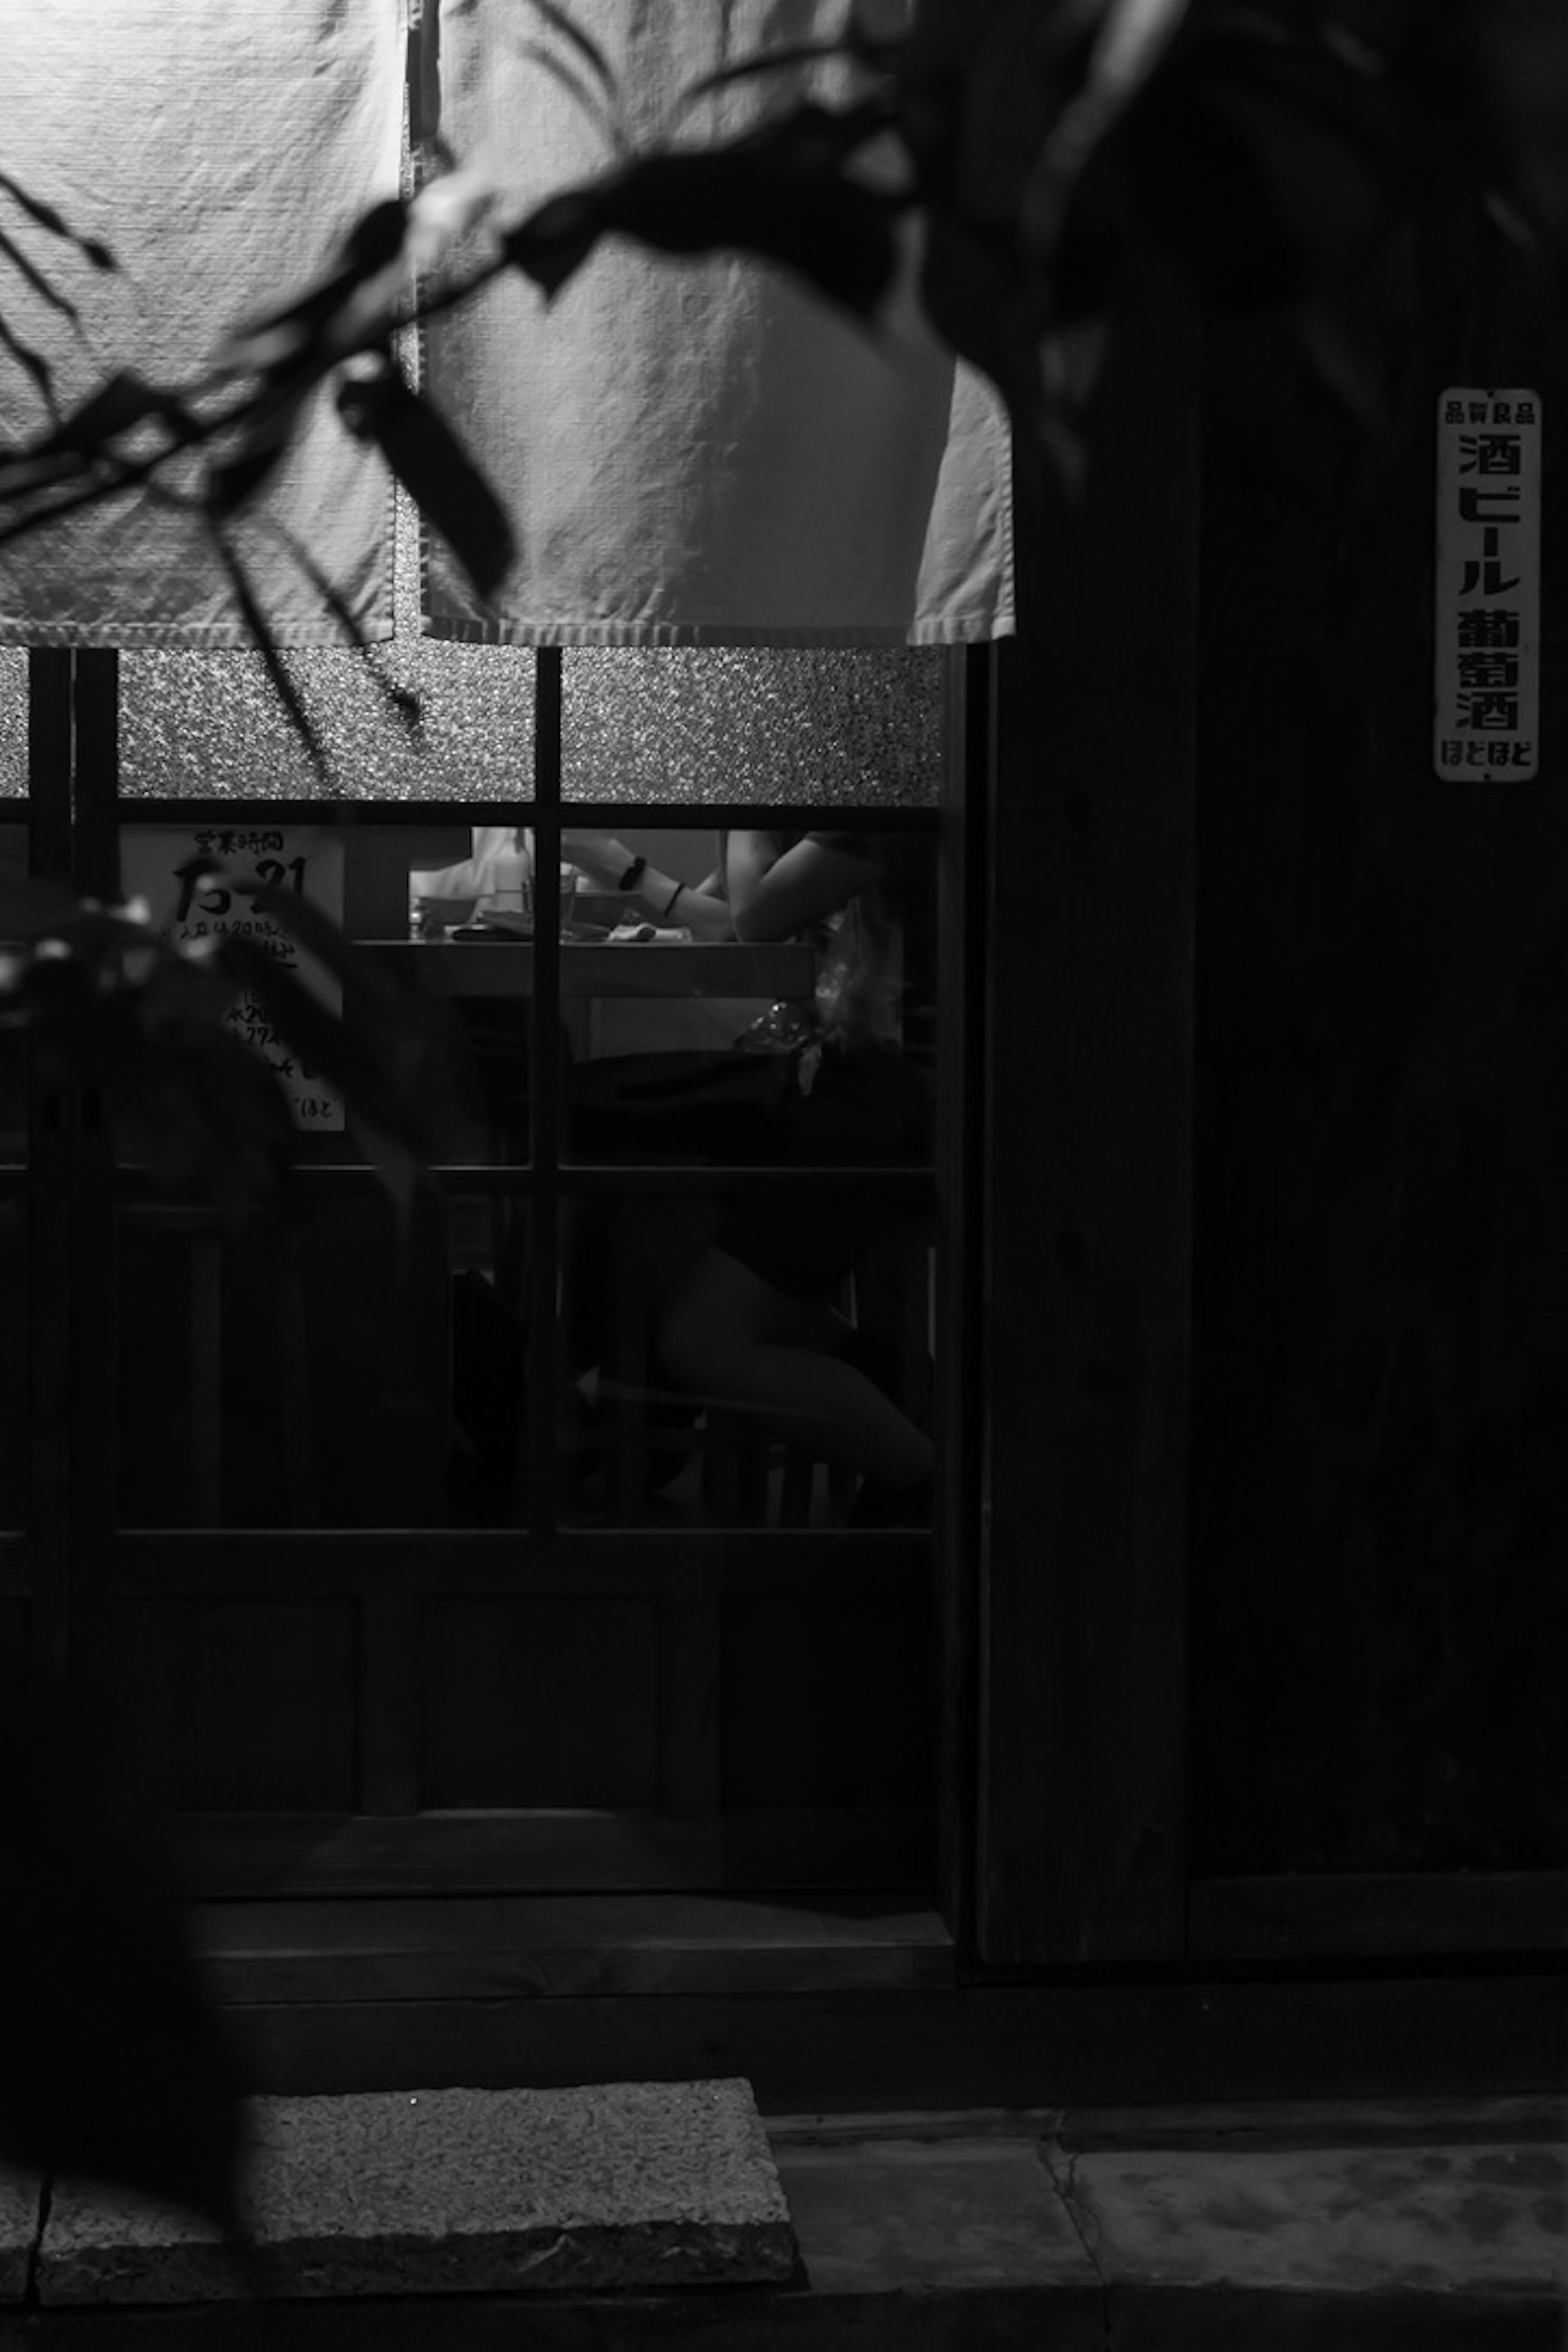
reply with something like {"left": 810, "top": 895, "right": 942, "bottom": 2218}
{"left": 373, "top": 938, "right": 816, "bottom": 1002}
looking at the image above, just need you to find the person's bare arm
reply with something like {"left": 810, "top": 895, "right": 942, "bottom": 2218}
{"left": 559, "top": 830, "right": 734, "bottom": 940}
{"left": 724, "top": 832, "right": 879, "bottom": 942}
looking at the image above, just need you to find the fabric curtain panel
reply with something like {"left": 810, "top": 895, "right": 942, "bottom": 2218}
{"left": 0, "top": 1, "right": 404, "bottom": 648}
{"left": 418, "top": 0, "right": 1014, "bottom": 646}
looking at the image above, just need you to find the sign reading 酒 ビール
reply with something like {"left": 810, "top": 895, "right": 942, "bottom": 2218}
{"left": 1435, "top": 389, "right": 1541, "bottom": 781}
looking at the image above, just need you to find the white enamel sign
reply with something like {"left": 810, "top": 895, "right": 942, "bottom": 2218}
{"left": 1435, "top": 389, "right": 1541, "bottom": 781}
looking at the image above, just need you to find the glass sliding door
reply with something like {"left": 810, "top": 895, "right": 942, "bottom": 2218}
{"left": 2, "top": 652, "right": 67, "bottom": 1684}
{"left": 0, "top": 652, "right": 34, "bottom": 1666}
{"left": 54, "top": 635, "right": 966, "bottom": 1899}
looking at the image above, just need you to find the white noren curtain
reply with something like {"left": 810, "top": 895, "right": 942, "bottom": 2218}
{"left": 0, "top": 0, "right": 403, "bottom": 648}
{"left": 418, "top": 0, "right": 1014, "bottom": 646}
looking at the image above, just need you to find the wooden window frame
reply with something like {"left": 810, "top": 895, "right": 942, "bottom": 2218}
{"left": 20, "top": 640, "right": 982, "bottom": 1943}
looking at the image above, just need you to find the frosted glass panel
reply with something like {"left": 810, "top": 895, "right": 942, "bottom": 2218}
{"left": 0, "top": 651, "right": 26, "bottom": 797}
{"left": 120, "top": 479, "right": 535, "bottom": 802}
{"left": 563, "top": 649, "right": 947, "bottom": 807}
{"left": 119, "top": 638, "right": 536, "bottom": 804}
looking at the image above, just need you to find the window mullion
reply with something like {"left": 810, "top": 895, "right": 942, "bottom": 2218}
{"left": 526, "top": 648, "right": 564, "bottom": 1537}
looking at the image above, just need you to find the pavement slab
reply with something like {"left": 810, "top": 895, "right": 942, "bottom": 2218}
{"left": 38, "top": 2080, "right": 796, "bottom": 2305}
{"left": 0, "top": 2173, "right": 40, "bottom": 2305}
{"left": 1053, "top": 2138, "right": 1568, "bottom": 2297}
{"left": 774, "top": 2134, "right": 1096, "bottom": 2293}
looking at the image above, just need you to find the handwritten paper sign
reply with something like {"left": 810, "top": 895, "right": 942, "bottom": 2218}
{"left": 1435, "top": 389, "right": 1541, "bottom": 781}
{"left": 120, "top": 824, "right": 346, "bottom": 1131}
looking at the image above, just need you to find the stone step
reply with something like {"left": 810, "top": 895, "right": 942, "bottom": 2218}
{"left": 29, "top": 2080, "right": 797, "bottom": 2305}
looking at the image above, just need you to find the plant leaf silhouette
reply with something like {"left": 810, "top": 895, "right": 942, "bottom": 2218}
{"left": 0, "top": 222, "right": 85, "bottom": 322}
{"left": 0, "top": 169, "right": 117, "bottom": 269}
{"left": 206, "top": 528, "right": 332, "bottom": 782}
{"left": 337, "top": 359, "right": 515, "bottom": 597}
{"left": 108, "top": 1015, "right": 299, "bottom": 1216}
{"left": 37, "top": 370, "right": 166, "bottom": 459}
{"left": 525, "top": 0, "right": 617, "bottom": 100}
{"left": 0, "top": 869, "right": 84, "bottom": 941}
{"left": 220, "top": 198, "right": 409, "bottom": 377}
{"left": 0, "top": 314, "right": 55, "bottom": 412}
{"left": 249, "top": 509, "right": 423, "bottom": 737}
{"left": 505, "top": 96, "right": 901, "bottom": 316}
{"left": 503, "top": 191, "right": 605, "bottom": 296}
{"left": 518, "top": 42, "right": 626, "bottom": 155}
{"left": 680, "top": 40, "right": 856, "bottom": 105}
{"left": 1124, "top": 12, "right": 1410, "bottom": 312}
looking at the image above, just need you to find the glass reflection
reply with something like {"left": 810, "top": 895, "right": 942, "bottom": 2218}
{"left": 105, "top": 822, "right": 940, "bottom": 1535}
{"left": 557, "top": 824, "right": 938, "bottom": 1528}
{"left": 559, "top": 1184, "right": 935, "bottom": 1531}
{"left": 114, "top": 1191, "right": 533, "bottom": 1532}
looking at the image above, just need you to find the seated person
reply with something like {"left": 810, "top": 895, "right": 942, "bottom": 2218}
{"left": 655, "top": 829, "right": 935, "bottom": 1527}
{"left": 412, "top": 826, "right": 736, "bottom": 942}
{"left": 410, "top": 824, "right": 528, "bottom": 919}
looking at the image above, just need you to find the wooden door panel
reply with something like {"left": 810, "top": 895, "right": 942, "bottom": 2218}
{"left": 720, "top": 1569, "right": 933, "bottom": 1813}
{"left": 114, "top": 1198, "right": 451, "bottom": 1532}
{"left": 0, "top": 1194, "right": 27, "bottom": 1529}
{"left": 78, "top": 1597, "right": 358, "bottom": 1811}
{"left": 73, "top": 1531, "right": 939, "bottom": 1888}
{"left": 417, "top": 1595, "right": 660, "bottom": 1808}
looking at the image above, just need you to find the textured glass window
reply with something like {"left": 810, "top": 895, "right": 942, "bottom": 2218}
{"left": 119, "top": 638, "right": 537, "bottom": 804}
{"left": 0, "top": 651, "right": 26, "bottom": 797}
{"left": 562, "top": 649, "right": 948, "bottom": 808}
{"left": 119, "top": 497, "right": 536, "bottom": 803}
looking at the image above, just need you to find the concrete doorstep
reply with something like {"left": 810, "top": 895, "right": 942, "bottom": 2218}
{"left": 7, "top": 2081, "right": 796, "bottom": 2305}
{"left": 0, "top": 2087, "right": 1562, "bottom": 2343}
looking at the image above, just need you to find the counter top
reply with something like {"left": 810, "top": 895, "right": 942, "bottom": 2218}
{"left": 372, "top": 937, "right": 816, "bottom": 1000}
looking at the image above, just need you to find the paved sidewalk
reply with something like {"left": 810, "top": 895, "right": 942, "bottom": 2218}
{"left": 0, "top": 2090, "right": 1562, "bottom": 2348}
{"left": 771, "top": 2094, "right": 1565, "bottom": 2343}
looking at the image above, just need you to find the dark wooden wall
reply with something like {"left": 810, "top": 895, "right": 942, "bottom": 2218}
{"left": 1189, "top": 211, "right": 1568, "bottom": 1873}
{"left": 977, "top": 276, "right": 1199, "bottom": 1965}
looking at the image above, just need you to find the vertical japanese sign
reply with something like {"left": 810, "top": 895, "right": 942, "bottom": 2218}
{"left": 120, "top": 825, "right": 346, "bottom": 1131}
{"left": 1435, "top": 389, "right": 1541, "bottom": 780}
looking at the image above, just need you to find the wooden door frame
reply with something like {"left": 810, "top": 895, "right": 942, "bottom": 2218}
{"left": 34, "top": 643, "right": 970, "bottom": 1924}
{"left": 11, "top": 650, "right": 76, "bottom": 1687}
{"left": 973, "top": 287, "right": 1199, "bottom": 1968}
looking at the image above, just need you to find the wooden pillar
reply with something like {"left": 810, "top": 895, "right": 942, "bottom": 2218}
{"left": 977, "top": 283, "right": 1199, "bottom": 1964}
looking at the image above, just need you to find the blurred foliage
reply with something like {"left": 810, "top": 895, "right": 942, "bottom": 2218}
{"left": 0, "top": 862, "right": 448, "bottom": 1223}
{"left": 0, "top": 882, "right": 450, "bottom": 2233}
{"left": 0, "top": 856, "right": 451, "bottom": 2236}
{"left": 0, "top": 1655, "right": 248, "bottom": 2242}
